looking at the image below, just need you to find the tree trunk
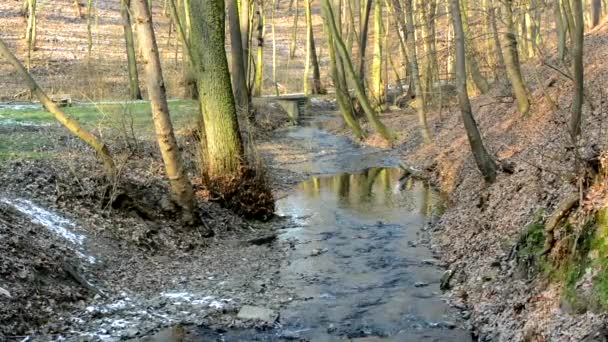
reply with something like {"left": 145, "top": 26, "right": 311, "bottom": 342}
{"left": 87, "top": 0, "right": 93, "bottom": 60}
{"left": 370, "top": 0, "right": 384, "bottom": 105}
{"left": 489, "top": 0, "right": 507, "bottom": 81}
{"left": 25, "top": 0, "right": 37, "bottom": 70}
{"left": 503, "top": 0, "right": 530, "bottom": 116}
{"left": 289, "top": 0, "right": 299, "bottom": 59}
{"left": 322, "top": 0, "right": 393, "bottom": 142}
{"left": 460, "top": 0, "right": 490, "bottom": 94}
{"left": 239, "top": 0, "right": 251, "bottom": 76}
{"left": 401, "top": 0, "right": 432, "bottom": 143}
{"left": 304, "top": 0, "right": 323, "bottom": 95}
{"left": 358, "top": 0, "right": 372, "bottom": 82}
{"left": 271, "top": 0, "right": 279, "bottom": 96}
{"left": 253, "top": 3, "right": 265, "bottom": 96}
{"left": 570, "top": 0, "right": 584, "bottom": 137}
{"left": 120, "top": 0, "right": 143, "bottom": 100}
{"left": 592, "top": 0, "right": 601, "bottom": 27}
{"left": 555, "top": 0, "right": 567, "bottom": 60}
{"left": 227, "top": 0, "right": 251, "bottom": 115}
{"left": 0, "top": 38, "right": 116, "bottom": 179}
{"left": 189, "top": 0, "right": 247, "bottom": 189}
{"left": 449, "top": 0, "right": 497, "bottom": 183}
{"left": 131, "top": 0, "right": 196, "bottom": 222}
{"left": 325, "top": 2, "right": 365, "bottom": 139}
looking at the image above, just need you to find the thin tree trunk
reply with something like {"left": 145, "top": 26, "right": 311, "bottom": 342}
{"left": 253, "top": 2, "right": 265, "bottom": 96}
{"left": 555, "top": 0, "right": 567, "bottom": 60}
{"left": 322, "top": 0, "right": 393, "bottom": 142}
{"left": 240, "top": 0, "right": 251, "bottom": 75}
{"left": 503, "top": 0, "right": 530, "bottom": 115}
{"left": 489, "top": 0, "right": 506, "bottom": 81}
{"left": 401, "top": 0, "right": 432, "bottom": 143}
{"left": 189, "top": 0, "right": 247, "bottom": 189}
{"left": 271, "top": 0, "right": 279, "bottom": 96}
{"left": 131, "top": 0, "right": 196, "bottom": 222}
{"left": 326, "top": 16, "right": 365, "bottom": 140}
{"left": 289, "top": 0, "right": 299, "bottom": 59}
{"left": 228, "top": 0, "right": 251, "bottom": 115}
{"left": 25, "top": 0, "right": 37, "bottom": 70}
{"left": 0, "top": 38, "right": 116, "bottom": 179}
{"left": 460, "top": 0, "right": 489, "bottom": 94}
{"left": 120, "top": 0, "right": 143, "bottom": 100}
{"left": 570, "top": 0, "right": 584, "bottom": 137}
{"left": 370, "top": 0, "right": 384, "bottom": 105}
{"left": 450, "top": 0, "right": 497, "bottom": 183}
{"left": 592, "top": 0, "right": 602, "bottom": 27}
{"left": 358, "top": 0, "right": 372, "bottom": 82}
{"left": 87, "top": 0, "right": 93, "bottom": 60}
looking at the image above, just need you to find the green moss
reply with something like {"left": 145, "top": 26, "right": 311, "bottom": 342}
{"left": 517, "top": 210, "right": 546, "bottom": 260}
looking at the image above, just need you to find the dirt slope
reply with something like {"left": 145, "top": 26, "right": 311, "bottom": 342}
{"left": 345, "top": 19, "right": 608, "bottom": 341}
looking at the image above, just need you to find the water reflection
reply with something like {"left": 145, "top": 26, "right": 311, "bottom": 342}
{"left": 276, "top": 168, "right": 469, "bottom": 341}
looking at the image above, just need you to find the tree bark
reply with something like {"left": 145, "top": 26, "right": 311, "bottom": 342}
{"left": 503, "top": 0, "right": 530, "bottom": 116}
{"left": 570, "top": 0, "right": 584, "bottom": 137}
{"left": 253, "top": 3, "right": 265, "bottom": 96}
{"left": 227, "top": 0, "right": 251, "bottom": 115}
{"left": 450, "top": 0, "right": 497, "bottom": 183}
{"left": 325, "top": 3, "right": 365, "bottom": 139}
{"left": 370, "top": 0, "right": 384, "bottom": 105}
{"left": 592, "top": 0, "right": 601, "bottom": 27}
{"left": 189, "top": 0, "right": 247, "bottom": 189}
{"left": 322, "top": 0, "right": 393, "bottom": 142}
{"left": 400, "top": 0, "right": 432, "bottom": 143}
{"left": 131, "top": 0, "right": 196, "bottom": 222}
{"left": 120, "top": 0, "right": 143, "bottom": 100}
{"left": 358, "top": 0, "right": 372, "bottom": 82}
{"left": 0, "top": 38, "right": 116, "bottom": 179}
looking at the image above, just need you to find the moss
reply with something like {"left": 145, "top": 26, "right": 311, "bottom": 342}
{"left": 517, "top": 210, "right": 546, "bottom": 260}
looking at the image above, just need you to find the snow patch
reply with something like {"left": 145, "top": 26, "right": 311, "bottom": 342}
{"left": 1, "top": 198, "right": 84, "bottom": 244}
{"left": 1, "top": 197, "right": 98, "bottom": 264}
{"left": 161, "top": 291, "right": 232, "bottom": 309}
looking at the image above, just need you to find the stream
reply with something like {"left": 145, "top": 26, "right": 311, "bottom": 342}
{"left": 195, "top": 116, "right": 472, "bottom": 341}
{"left": 0, "top": 104, "right": 471, "bottom": 341}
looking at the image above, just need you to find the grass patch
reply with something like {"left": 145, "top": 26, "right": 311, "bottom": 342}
{"left": 0, "top": 100, "right": 199, "bottom": 161}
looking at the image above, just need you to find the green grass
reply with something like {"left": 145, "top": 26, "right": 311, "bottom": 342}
{"left": 0, "top": 100, "right": 199, "bottom": 161}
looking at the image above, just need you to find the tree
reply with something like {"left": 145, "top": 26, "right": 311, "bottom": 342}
{"left": 120, "top": 0, "right": 142, "bottom": 100}
{"left": 370, "top": 0, "right": 384, "bottom": 106}
{"left": 304, "top": 0, "right": 323, "bottom": 95}
{"left": 503, "top": 0, "right": 530, "bottom": 116}
{"left": 131, "top": 0, "right": 196, "bottom": 222}
{"left": 189, "top": 0, "right": 247, "bottom": 190}
{"left": 227, "top": 0, "right": 251, "bottom": 115}
{"left": 322, "top": 0, "right": 393, "bottom": 142}
{"left": 450, "top": 0, "right": 497, "bottom": 183}
{"left": 324, "top": 1, "right": 365, "bottom": 139}
{"left": 253, "top": 2, "right": 265, "bottom": 96}
{"left": 358, "top": 0, "right": 372, "bottom": 82}
{"left": 24, "top": 0, "right": 37, "bottom": 70}
{"left": 591, "top": 0, "right": 601, "bottom": 28}
{"left": 570, "top": 0, "right": 584, "bottom": 137}
{"left": 0, "top": 38, "right": 116, "bottom": 179}
{"left": 393, "top": 0, "right": 432, "bottom": 143}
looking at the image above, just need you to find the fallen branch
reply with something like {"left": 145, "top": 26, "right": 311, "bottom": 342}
{"left": 541, "top": 193, "right": 580, "bottom": 256}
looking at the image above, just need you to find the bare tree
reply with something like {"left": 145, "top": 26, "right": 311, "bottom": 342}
{"left": 450, "top": 0, "right": 497, "bottom": 183}
{"left": 131, "top": 0, "right": 196, "bottom": 222}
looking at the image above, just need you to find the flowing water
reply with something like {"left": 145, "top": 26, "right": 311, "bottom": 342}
{"left": 195, "top": 119, "right": 472, "bottom": 341}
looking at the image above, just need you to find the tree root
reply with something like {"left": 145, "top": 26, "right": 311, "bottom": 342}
{"left": 541, "top": 193, "right": 580, "bottom": 256}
